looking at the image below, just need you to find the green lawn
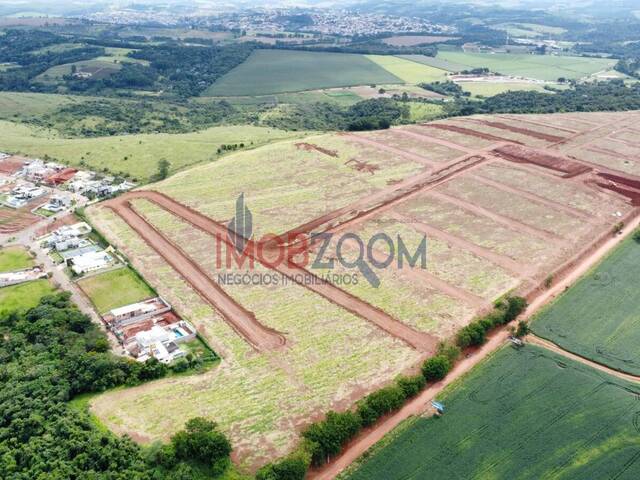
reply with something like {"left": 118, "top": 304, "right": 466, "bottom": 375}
{"left": 0, "top": 120, "right": 300, "bottom": 181}
{"left": 0, "top": 279, "right": 57, "bottom": 314}
{"left": 437, "top": 51, "right": 616, "bottom": 81}
{"left": 77, "top": 267, "right": 155, "bottom": 313}
{"left": 532, "top": 235, "right": 640, "bottom": 375}
{"left": 344, "top": 345, "right": 640, "bottom": 480}
{"left": 0, "top": 246, "right": 34, "bottom": 272}
{"left": 204, "top": 49, "right": 403, "bottom": 96}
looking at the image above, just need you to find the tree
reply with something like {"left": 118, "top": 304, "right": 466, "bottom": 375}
{"left": 156, "top": 158, "right": 170, "bottom": 180}
{"left": 421, "top": 355, "right": 451, "bottom": 382}
{"left": 171, "top": 417, "right": 232, "bottom": 469}
{"left": 515, "top": 320, "right": 530, "bottom": 338}
{"left": 633, "top": 229, "right": 640, "bottom": 243}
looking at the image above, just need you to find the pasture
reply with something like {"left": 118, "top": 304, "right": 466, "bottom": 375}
{"left": 437, "top": 51, "right": 617, "bottom": 81}
{"left": 532, "top": 235, "right": 640, "bottom": 375}
{"left": 77, "top": 266, "right": 155, "bottom": 313}
{"left": 204, "top": 49, "right": 403, "bottom": 96}
{"left": 0, "top": 279, "right": 57, "bottom": 314}
{"left": 344, "top": 345, "right": 640, "bottom": 480}
{"left": 0, "top": 246, "right": 34, "bottom": 272}
{"left": 458, "top": 81, "right": 558, "bottom": 97}
{"left": 0, "top": 120, "right": 299, "bottom": 180}
{"left": 0, "top": 92, "right": 90, "bottom": 119}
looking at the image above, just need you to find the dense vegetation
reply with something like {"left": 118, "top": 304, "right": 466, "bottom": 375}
{"left": 0, "top": 292, "right": 231, "bottom": 479}
{"left": 419, "top": 80, "right": 468, "bottom": 97}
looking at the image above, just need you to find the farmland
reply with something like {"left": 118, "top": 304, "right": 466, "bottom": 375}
{"left": 365, "top": 55, "right": 448, "bottom": 84}
{"left": 436, "top": 51, "right": 617, "bottom": 81}
{"left": 0, "top": 246, "right": 34, "bottom": 271}
{"left": 343, "top": 345, "right": 640, "bottom": 480}
{"left": 532, "top": 236, "right": 640, "bottom": 375}
{"left": 204, "top": 49, "right": 403, "bottom": 96}
{"left": 76, "top": 266, "right": 155, "bottom": 313}
{"left": 85, "top": 111, "right": 640, "bottom": 470}
{"left": 459, "top": 81, "right": 558, "bottom": 97}
{"left": 0, "top": 120, "right": 300, "bottom": 180}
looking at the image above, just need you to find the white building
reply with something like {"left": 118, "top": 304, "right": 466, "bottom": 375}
{"left": 70, "top": 250, "right": 112, "bottom": 274}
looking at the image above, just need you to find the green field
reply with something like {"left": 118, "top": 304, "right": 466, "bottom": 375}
{"left": 532, "top": 236, "right": 640, "bottom": 375}
{"left": 76, "top": 267, "right": 155, "bottom": 313}
{"left": 459, "top": 81, "right": 560, "bottom": 97}
{"left": 366, "top": 55, "right": 448, "bottom": 83}
{"left": 204, "top": 49, "right": 403, "bottom": 96}
{"left": 0, "top": 120, "right": 300, "bottom": 180}
{"left": 437, "top": 51, "right": 616, "bottom": 81}
{"left": 396, "top": 54, "right": 468, "bottom": 72}
{"left": 345, "top": 345, "right": 640, "bottom": 480}
{"left": 0, "top": 246, "right": 34, "bottom": 272}
{"left": 0, "top": 279, "right": 57, "bottom": 314}
{"left": 0, "top": 92, "right": 91, "bottom": 120}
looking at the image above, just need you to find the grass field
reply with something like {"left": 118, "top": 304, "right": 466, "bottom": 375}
{"left": 365, "top": 55, "right": 448, "bottom": 83}
{"left": 0, "top": 279, "right": 56, "bottom": 314}
{"left": 77, "top": 266, "right": 155, "bottom": 313}
{"left": 0, "top": 120, "right": 300, "bottom": 180}
{"left": 204, "top": 49, "right": 403, "bottom": 96}
{"left": 396, "top": 54, "right": 468, "bottom": 72}
{"left": 437, "top": 51, "right": 616, "bottom": 81}
{"left": 0, "top": 246, "right": 34, "bottom": 272}
{"left": 532, "top": 236, "right": 640, "bottom": 375}
{"left": 459, "top": 81, "right": 558, "bottom": 97}
{"left": 0, "top": 92, "right": 91, "bottom": 120}
{"left": 344, "top": 345, "right": 640, "bottom": 480}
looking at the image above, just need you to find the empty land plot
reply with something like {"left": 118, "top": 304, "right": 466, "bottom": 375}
{"left": 448, "top": 117, "right": 550, "bottom": 147}
{"left": 0, "top": 279, "right": 56, "bottom": 314}
{"left": 205, "top": 49, "right": 403, "bottom": 96}
{"left": 88, "top": 200, "right": 420, "bottom": 468}
{"left": 406, "top": 123, "right": 497, "bottom": 149}
{"left": 365, "top": 55, "right": 448, "bottom": 83}
{"left": 0, "top": 120, "right": 299, "bottom": 180}
{"left": 35, "top": 59, "right": 123, "bottom": 83}
{"left": 437, "top": 174, "right": 590, "bottom": 239}
{"left": 344, "top": 345, "right": 640, "bottom": 480}
{"left": 357, "top": 129, "right": 465, "bottom": 163}
{"left": 149, "top": 134, "right": 427, "bottom": 237}
{"left": 0, "top": 246, "right": 34, "bottom": 272}
{"left": 436, "top": 51, "right": 616, "bottom": 81}
{"left": 532, "top": 236, "right": 640, "bottom": 375}
{"left": 76, "top": 266, "right": 155, "bottom": 313}
{"left": 0, "top": 206, "right": 40, "bottom": 233}
{"left": 568, "top": 148, "right": 640, "bottom": 177}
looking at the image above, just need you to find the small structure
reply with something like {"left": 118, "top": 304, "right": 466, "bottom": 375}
{"left": 44, "top": 222, "right": 92, "bottom": 251}
{"left": 103, "top": 297, "right": 171, "bottom": 330}
{"left": 124, "top": 318, "right": 197, "bottom": 364}
{"left": 40, "top": 195, "right": 71, "bottom": 213}
{"left": 0, "top": 267, "right": 47, "bottom": 287}
{"left": 45, "top": 168, "right": 78, "bottom": 186}
{"left": 431, "top": 400, "right": 445, "bottom": 415}
{"left": 70, "top": 249, "right": 112, "bottom": 274}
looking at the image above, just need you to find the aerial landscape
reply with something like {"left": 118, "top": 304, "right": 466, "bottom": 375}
{"left": 0, "top": 1, "right": 639, "bottom": 479}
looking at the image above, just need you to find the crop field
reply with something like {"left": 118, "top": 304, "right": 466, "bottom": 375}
{"left": 86, "top": 112, "right": 640, "bottom": 470}
{"left": 0, "top": 279, "right": 57, "bottom": 314}
{"left": 397, "top": 54, "right": 468, "bottom": 72}
{"left": 532, "top": 236, "right": 640, "bottom": 375}
{"left": 365, "top": 55, "right": 448, "bottom": 83}
{"left": 436, "top": 51, "right": 617, "bottom": 81}
{"left": 458, "top": 81, "right": 557, "bottom": 97}
{"left": 344, "top": 345, "right": 640, "bottom": 480}
{"left": 87, "top": 201, "right": 420, "bottom": 468}
{"left": 0, "top": 246, "right": 34, "bottom": 272}
{"left": 76, "top": 266, "right": 155, "bottom": 313}
{"left": 0, "top": 120, "right": 299, "bottom": 180}
{"left": 204, "top": 49, "right": 403, "bottom": 96}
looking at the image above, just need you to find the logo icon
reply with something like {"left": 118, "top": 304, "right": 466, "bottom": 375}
{"left": 227, "top": 193, "right": 253, "bottom": 253}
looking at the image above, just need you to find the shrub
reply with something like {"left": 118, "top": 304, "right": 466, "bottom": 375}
{"left": 356, "top": 385, "right": 406, "bottom": 427}
{"left": 396, "top": 374, "right": 426, "bottom": 398}
{"left": 256, "top": 447, "right": 311, "bottom": 480}
{"left": 302, "top": 411, "right": 362, "bottom": 466}
{"left": 171, "top": 417, "right": 231, "bottom": 469}
{"left": 633, "top": 229, "right": 640, "bottom": 243}
{"left": 421, "top": 355, "right": 451, "bottom": 382}
{"left": 515, "top": 320, "right": 530, "bottom": 338}
{"left": 437, "top": 342, "right": 461, "bottom": 364}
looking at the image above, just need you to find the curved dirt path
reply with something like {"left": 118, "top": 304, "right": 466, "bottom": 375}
{"left": 309, "top": 212, "right": 640, "bottom": 480}
{"left": 104, "top": 200, "right": 287, "bottom": 352}
{"left": 109, "top": 191, "right": 438, "bottom": 353}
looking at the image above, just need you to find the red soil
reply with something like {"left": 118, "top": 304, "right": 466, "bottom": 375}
{"left": 492, "top": 144, "right": 592, "bottom": 178}
{"left": 0, "top": 207, "right": 39, "bottom": 233}
{"left": 474, "top": 119, "right": 565, "bottom": 143}
{"left": 295, "top": 143, "right": 339, "bottom": 158}
{"left": 345, "top": 159, "right": 380, "bottom": 174}
{"left": 0, "top": 156, "right": 27, "bottom": 175}
{"left": 423, "top": 123, "right": 523, "bottom": 145}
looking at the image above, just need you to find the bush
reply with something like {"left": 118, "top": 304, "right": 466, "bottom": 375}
{"left": 256, "top": 447, "right": 311, "bottom": 480}
{"left": 302, "top": 411, "right": 362, "bottom": 466}
{"left": 437, "top": 342, "right": 461, "bottom": 364}
{"left": 396, "top": 374, "right": 426, "bottom": 398}
{"left": 633, "top": 229, "right": 640, "bottom": 243}
{"left": 421, "top": 355, "right": 451, "bottom": 382}
{"left": 356, "top": 385, "right": 406, "bottom": 427}
{"left": 171, "top": 417, "right": 231, "bottom": 470}
{"left": 515, "top": 320, "right": 530, "bottom": 338}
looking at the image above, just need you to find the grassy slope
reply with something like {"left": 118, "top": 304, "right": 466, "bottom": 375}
{"left": 0, "top": 279, "right": 57, "bottom": 314}
{"left": 0, "top": 92, "right": 91, "bottom": 119}
{"left": 204, "top": 49, "right": 403, "bottom": 96}
{"left": 459, "top": 81, "right": 558, "bottom": 97}
{"left": 0, "top": 120, "right": 301, "bottom": 181}
{"left": 437, "top": 51, "right": 616, "bottom": 81}
{"left": 77, "top": 267, "right": 155, "bottom": 313}
{"left": 532, "top": 236, "right": 640, "bottom": 375}
{"left": 0, "top": 246, "right": 34, "bottom": 272}
{"left": 344, "top": 345, "right": 640, "bottom": 480}
{"left": 366, "top": 55, "right": 448, "bottom": 83}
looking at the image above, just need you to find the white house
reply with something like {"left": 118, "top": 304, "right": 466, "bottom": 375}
{"left": 70, "top": 250, "right": 112, "bottom": 274}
